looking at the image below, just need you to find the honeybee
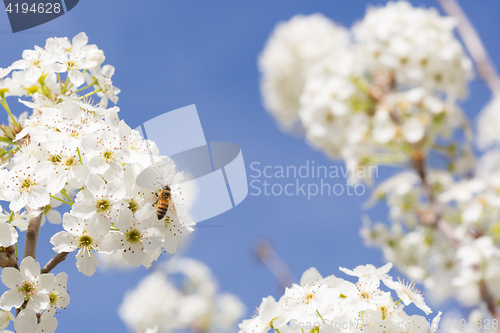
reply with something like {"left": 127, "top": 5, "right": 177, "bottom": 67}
{"left": 155, "top": 185, "right": 172, "bottom": 220}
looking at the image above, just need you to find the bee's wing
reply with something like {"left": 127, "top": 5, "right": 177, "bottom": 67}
{"left": 166, "top": 203, "right": 222, "bottom": 229}
{"left": 168, "top": 201, "right": 178, "bottom": 216}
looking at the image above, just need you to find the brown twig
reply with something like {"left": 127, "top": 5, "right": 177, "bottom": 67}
{"left": 23, "top": 211, "right": 43, "bottom": 259}
{"left": 435, "top": 217, "right": 461, "bottom": 248}
{"left": 255, "top": 239, "right": 296, "bottom": 289}
{"left": 412, "top": 151, "right": 461, "bottom": 248}
{"left": 16, "top": 301, "right": 26, "bottom": 316}
{"left": 480, "top": 281, "right": 500, "bottom": 324}
{"left": 41, "top": 252, "right": 69, "bottom": 274}
{"left": 436, "top": 0, "right": 500, "bottom": 94}
{"left": 413, "top": 153, "right": 500, "bottom": 320}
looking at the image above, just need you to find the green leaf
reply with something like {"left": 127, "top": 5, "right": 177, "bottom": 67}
{"left": 0, "top": 136, "right": 13, "bottom": 144}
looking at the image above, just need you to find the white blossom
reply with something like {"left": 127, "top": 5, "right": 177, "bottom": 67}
{"left": 0, "top": 257, "right": 56, "bottom": 312}
{"left": 50, "top": 213, "right": 105, "bottom": 276}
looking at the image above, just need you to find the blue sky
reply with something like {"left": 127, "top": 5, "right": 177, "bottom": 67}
{"left": 0, "top": 0, "right": 499, "bottom": 331}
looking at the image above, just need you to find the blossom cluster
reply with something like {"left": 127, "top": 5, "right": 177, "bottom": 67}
{"left": 0, "top": 257, "right": 68, "bottom": 333}
{"left": 0, "top": 33, "right": 196, "bottom": 331}
{"left": 260, "top": 1, "right": 473, "bottom": 182}
{"left": 119, "top": 257, "right": 245, "bottom": 333}
{"left": 0, "top": 32, "right": 194, "bottom": 274}
{"left": 239, "top": 263, "right": 441, "bottom": 333}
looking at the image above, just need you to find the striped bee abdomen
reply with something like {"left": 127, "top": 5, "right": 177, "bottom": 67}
{"left": 156, "top": 200, "right": 169, "bottom": 220}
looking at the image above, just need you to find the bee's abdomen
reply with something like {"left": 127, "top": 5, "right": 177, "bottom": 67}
{"left": 157, "top": 200, "right": 169, "bottom": 220}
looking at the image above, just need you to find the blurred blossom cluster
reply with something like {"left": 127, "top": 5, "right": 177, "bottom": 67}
{"left": 259, "top": 14, "right": 349, "bottom": 129}
{"left": 119, "top": 257, "right": 245, "bottom": 333}
{"left": 260, "top": 1, "right": 473, "bottom": 181}
{"left": 239, "top": 263, "right": 441, "bottom": 333}
{"left": 260, "top": 0, "right": 500, "bottom": 328}
{"left": 0, "top": 32, "right": 196, "bottom": 331}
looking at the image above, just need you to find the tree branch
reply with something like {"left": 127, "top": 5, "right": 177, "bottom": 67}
{"left": 41, "top": 252, "right": 69, "bottom": 274}
{"left": 23, "top": 211, "right": 43, "bottom": 259}
{"left": 436, "top": 0, "right": 500, "bottom": 94}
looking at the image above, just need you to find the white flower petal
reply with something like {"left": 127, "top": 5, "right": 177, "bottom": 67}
{"left": 0, "top": 290, "right": 24, "bottom": 310}
{"left": 85, "top": 174, "right": 106, "bottom": 197}
{"left": 123, "top": 244, "right": 146, "bottom": 267}
{"left": 98, "top": 231, "right": 123, "bottom": 253}
{"left": 68, "top": 69, "right": 84, "bottom": 88}
{"left": 1, "top": 268, "right": 22, "bottom": 289}
{"left": 0, "top": 223, "right": 18, "bottom": 247}
{"left": 46, "top": 210, "right": 62, "bottom": 224}
{"left": 106, "top": 180, "right": 126, "bottom": 200}
{"left": 300, "top": 267, "right": 323, "bottom": 285}
{"left": 75, "top": 248, "right": 99, "bottom": 277}
{"left": 26, "top": 186, "right": 50, "bottom": 210}
{"left": 20, "top": 257, "right": 40, "bottom": 281}
{"left": 86, "top": 214, "right": 111, "bottom": 238}
{"left": 14, "top": 309, "right": 37, "bottom": 333}
{"left": 26, "top": 294, "right": 50, "bottom": 312}
{"left": 142, "top": 228, "right": 163, "bottom": 251}
{"left": 35, "top": 315, "right": 57, "bottom": 333}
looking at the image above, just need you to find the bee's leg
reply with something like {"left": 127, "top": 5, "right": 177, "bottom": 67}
{"left": 152, "top": 191, "right": 158, "bottom": 207}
